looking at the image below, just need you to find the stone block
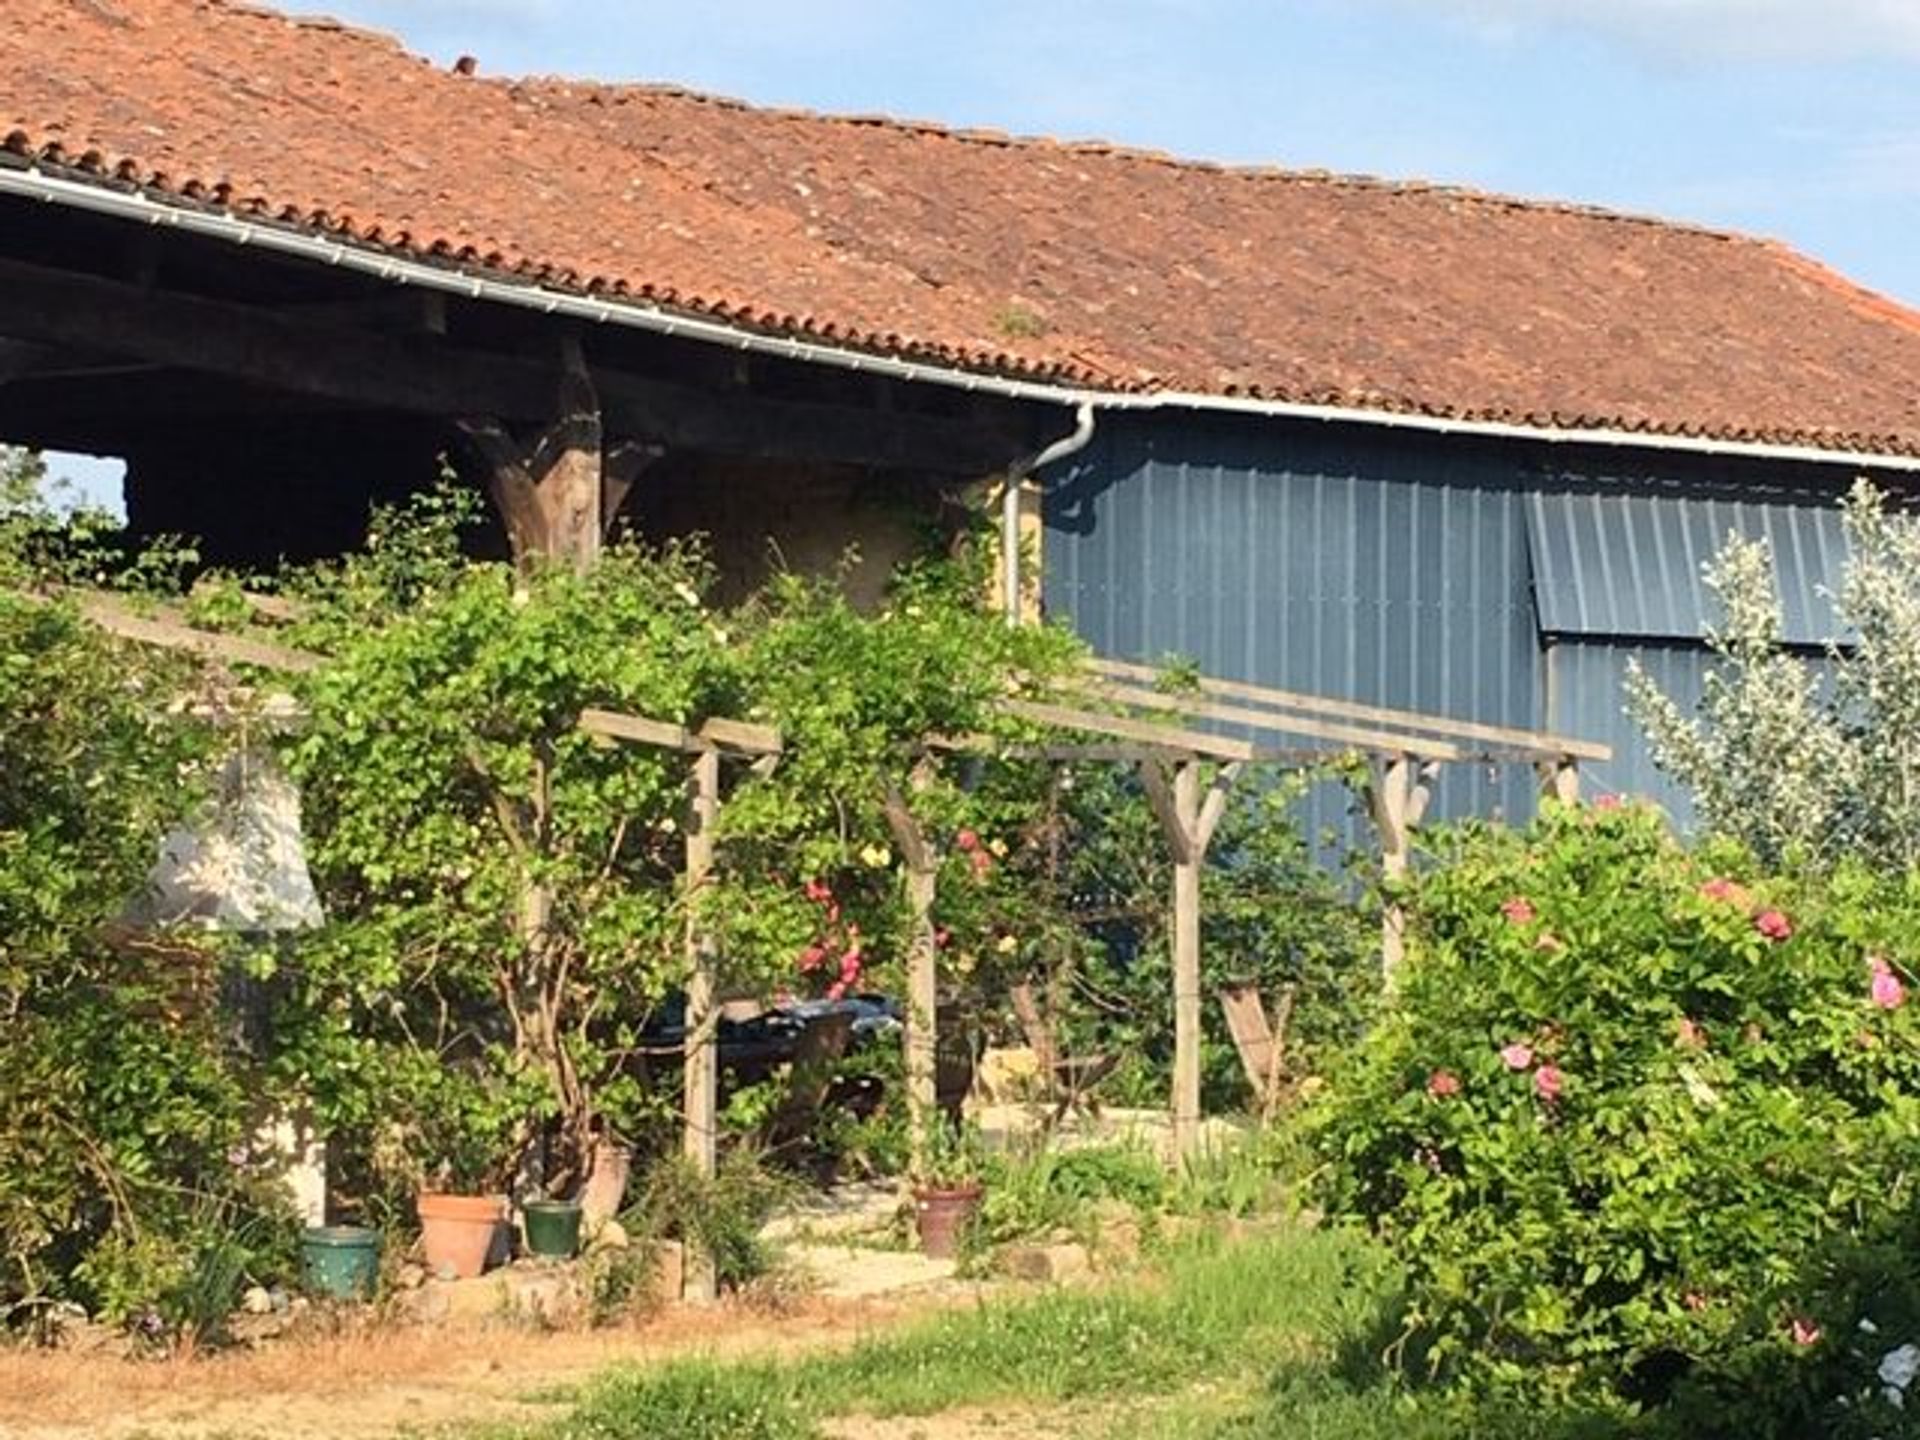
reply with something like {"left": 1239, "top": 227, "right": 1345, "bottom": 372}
{"left": 998, "top": 1241, "right": 1091, "bottom": 1284}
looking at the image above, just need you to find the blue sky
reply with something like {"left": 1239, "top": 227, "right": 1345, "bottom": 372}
{"left": 317, "top": 0, "right": 1920, "bottom": 305}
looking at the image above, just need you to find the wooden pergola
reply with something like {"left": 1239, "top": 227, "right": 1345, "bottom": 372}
{"left": 25, "top": 588, "right": 785, "bottom": 1300}
{"left": 879, "top": 658, "right": 1611, "bottom": 1160}
{"left": 37, "top": 587, "right": 1610, "bottom": 1195}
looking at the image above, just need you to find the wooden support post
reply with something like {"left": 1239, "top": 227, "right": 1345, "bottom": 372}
{"left": 1141, "top": 758, "right": 1242, "bottom": 1159}
{"left": 1539, "top": 757, "right": 1581, "bottom": 806}
{"left": 682, "top": 747, "right": 721, "bottom": 1303}
{"left": 1170, "top": 762, "right": 1203, "bottom": 1159}
{"left": 602, "top": 440, "right": 663, "bottom": 540}
{"left": 883, "top": 761, "right": 940, "bottom": 1176}
{"left": 1371, "top": 753, "right": 1414, "bottom": 981}
{"left": 459, "top": 335, "right": 606, "bottom": 573}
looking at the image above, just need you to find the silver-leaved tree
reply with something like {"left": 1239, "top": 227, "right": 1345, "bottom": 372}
{"left": 1628, "top": 479, "right": 1920, "bottom": 869}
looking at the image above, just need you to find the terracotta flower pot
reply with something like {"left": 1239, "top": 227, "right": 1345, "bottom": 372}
{"left": 417, "top": 1191, "right": 506, "bottom": 1279}
{"left": 913, "top": 1181, "right": 983, "bottom": 1260}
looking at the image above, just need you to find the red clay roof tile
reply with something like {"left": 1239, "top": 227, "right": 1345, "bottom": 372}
{"left": 6, "top": 0, "right": 1920, "bottom": 456}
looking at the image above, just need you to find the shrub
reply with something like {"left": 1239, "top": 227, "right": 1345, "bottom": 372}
{"left": 0, "top": 491, "right": 286, "bottom": 1331}
{"left": 1629, "top": 479, "right": 1920, "bottom": 870}
{"left": 1313, "top": 799, "right": 1920, "bottom": 1413}
{"left": 624, "top": 1147, "right": 788, "bottom": 1291}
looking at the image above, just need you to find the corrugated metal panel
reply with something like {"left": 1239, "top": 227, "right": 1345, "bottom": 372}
{"left": 1044, "top": 413, "right": 1875, "bottom": 848}
{"left": 1526, "top": 490, "right": 1848, "bottom": 644}
{"left": 1546, "top": 642, "right": 1703, "bottom": 824}
{"left": 1547, "top": 640, "right": 1840, "bottom": 829}
{"left": 1044, "top": 414, "right": 1542, "bottom": 845}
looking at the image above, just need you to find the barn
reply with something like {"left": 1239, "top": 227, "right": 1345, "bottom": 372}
{"left": 7, "top": 0, "right": 1920, "bottom": 823}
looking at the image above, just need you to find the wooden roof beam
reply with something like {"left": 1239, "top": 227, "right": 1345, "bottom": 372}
{"left": 0, "top": 256, "right": 1033, "bottom": 474}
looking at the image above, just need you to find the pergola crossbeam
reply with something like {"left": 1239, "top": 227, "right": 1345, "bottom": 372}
{"left": 579, "top": 706, "right": 782, "bottom": 759}
{"left": 9, "top": 588, "right": 325, "bottom": 673}
{"left": 1087, "top": 657, "right": 1610, "bottom": 764}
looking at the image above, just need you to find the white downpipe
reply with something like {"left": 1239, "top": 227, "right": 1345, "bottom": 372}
{"left": 1002, "top": 402, "right": 1096, "bottom": 625}
{"left": 5, "top": 163, "right": 1920, "bottom": 475}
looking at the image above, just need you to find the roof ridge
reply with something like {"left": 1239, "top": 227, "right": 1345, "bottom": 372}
{"left": 205, "top": 0, "right": 411, "bottom": 54}
{"left": 1758, "top": 239, "right": 1920, "bottom": 339}
{"left": 510, "top": 75, "right": 1746, "bottom": 242}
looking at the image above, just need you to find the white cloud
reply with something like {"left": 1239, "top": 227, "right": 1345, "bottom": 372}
{"left": 1417, "top": 0, "right": 1920, "bottom": 62}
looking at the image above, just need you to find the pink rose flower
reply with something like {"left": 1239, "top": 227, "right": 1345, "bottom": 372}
{"left": 799, "top": 945, "right": 826, "bottom": 972}
{"left": 1500, "top": 1042, "right": 1535, "bottom": 1071}
{"left": 1533, "top": 1064, "right": 1564, "bottom": 1102}
{"left": 1789, "top": 1316, "right": 1822, "bottom": 1347}
{"left": 1754, "top": 909, "right": 1793, "bottom": 942}
{"left": 1501, "top": 897, "right": 1537, "bottom": 925}
{"left": 955, "top": 828, "right": 980, "bottom": 853}
{"left": 1593, "top": 793, "right": 1623, "bottom": 812}
{"left": 1683, "top": 1290, "right": 1709, "bottom": 1313}
{"left": 1871, "top": 956, "right": 1906, "bottom": 1011}
{"left": 1699, "top": 877, "right": 1750, "bottom": 907}
{"left": 1426, "top": 1069, "right": 1462, "bottom": 1099}
{"left": 826, "top": 980, "right": 848, "bottom": 1002}
{"left": 1675, "top": 1017, "right": 1707, "bottom": 1051}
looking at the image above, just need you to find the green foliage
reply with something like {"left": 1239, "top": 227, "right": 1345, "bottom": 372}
{"left": 272, "top": 489, "right": 735, "bottom": 1189}
{"left": 977, "top": 1138, "right": 1167, "bottom": 1245}
{"left": 915, "top": 1114, "right": 988, "bottom": 1190}
{"left": 623, "top": 1147, "right": 787, "bottom": 1291}
{"left": 0, "top": 484, "right": 288, "bottom": 1331}
{"left": 1657, "top": 1203, "right": 1920, "bottom": 1439}
{"left": 1629, "top": 480, "right": 1920, "bottom": 869}
{"left": 1312, "top": 798, "right": 1920, "bottom": 1412}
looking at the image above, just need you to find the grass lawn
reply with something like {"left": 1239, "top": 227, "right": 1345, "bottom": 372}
{"left": 502, "top": 1227, "right": 1561, "bottom": 1440}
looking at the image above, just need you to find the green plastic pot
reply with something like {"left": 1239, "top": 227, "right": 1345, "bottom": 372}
{"left": 522, "top": 1200, "right": 583, "bottom": 1259}
{"left": 301, "top": 1225, "right": 380, "bottom": 1300}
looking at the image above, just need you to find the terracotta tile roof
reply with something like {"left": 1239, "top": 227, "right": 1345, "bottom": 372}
{"left": 7, "top": 0, "right": 1920, "bottom": 456}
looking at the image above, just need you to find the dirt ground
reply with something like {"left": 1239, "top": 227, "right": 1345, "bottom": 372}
{"left": 0, "top": 1288, "right": 957, "bottom": 1440}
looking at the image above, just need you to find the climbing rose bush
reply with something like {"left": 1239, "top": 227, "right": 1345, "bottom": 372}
{"left": 1313, "top": 799, "right": 1920, "bottom": 1414}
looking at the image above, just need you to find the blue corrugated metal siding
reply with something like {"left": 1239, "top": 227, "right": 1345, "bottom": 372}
{"left": 1042, "top": 412, "right": 1884, "bottom": 844}
{"left": 1527, "top": 491, "right": 1849, "bottom": 644}
{"left": 1548, "top": 642, "right": 1843, "bottom": 827}
{"left": 1044, "top": 415, "right": 1542, "bottom": 845}
{"left": 1547, "top": 642, "right": 1704, "bottom": 822}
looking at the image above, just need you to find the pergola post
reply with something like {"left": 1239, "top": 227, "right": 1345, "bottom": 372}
{"left": 1141, "top": 757, "right": 1242, "bottom": 1159}
{"left": 1540, "top": 756, "right": 1581, "bottom": 805}
{"left": 883, "top": 760, "right": 941, "bottom": 1174}
{"left": 682, "top": 746, "right": 721, "bottom": 1303}
{"left": 575, "top": 708, "right": 781, "bottom": 1303}
{"left": 1369, "top": 753, "right": 1439, "bottom": 980}
{"left": 1170, "top": 762, "right": 1203, "bottom": 1158}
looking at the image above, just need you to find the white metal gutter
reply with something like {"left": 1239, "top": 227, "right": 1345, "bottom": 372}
{"left": 6, "top": 161, "right": 1920, "bottom": 475}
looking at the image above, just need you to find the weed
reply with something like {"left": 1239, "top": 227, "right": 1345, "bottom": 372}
{"left": 622, "top": 1146, "right": 787, "bottom": 1291}
{"left": 991, "top": 304, "right": 1050, "bottom": 339}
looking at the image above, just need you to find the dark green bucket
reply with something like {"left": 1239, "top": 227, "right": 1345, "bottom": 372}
{"left": 522, "top": 1200, "right": 583, "bottom": 1259}
{"left": 301, "top": 1225, "right": 380, "bottom": 1300}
